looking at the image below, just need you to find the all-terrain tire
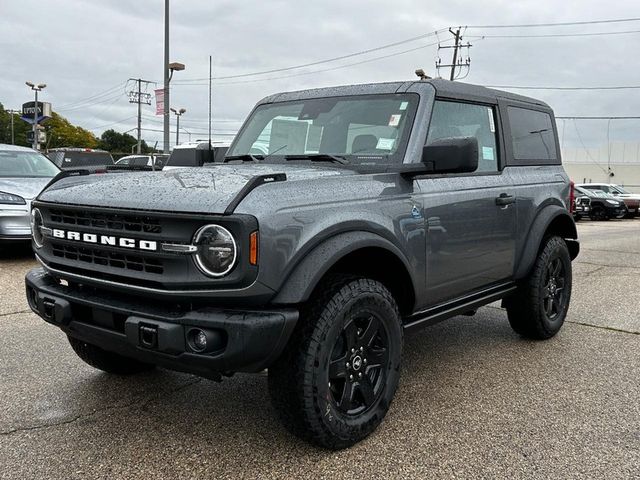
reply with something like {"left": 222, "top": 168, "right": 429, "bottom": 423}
{"left": 68, "top": 336, "right": 155, "bottom": 375}
{"left": 505, "top": 236, "right": 572, "bottom": 340}
{"left": 268, "top": 276, "right": 403, "bottom": 450}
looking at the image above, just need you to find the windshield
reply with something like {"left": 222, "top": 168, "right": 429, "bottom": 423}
{"left": 0, "top": 150, "right": 59, "bottom": 177}
{"left": 613, "top": 185, "right": 631, "bottom": 194}
{"left": 227, "top": 94, "right": 419, "bottom": 164}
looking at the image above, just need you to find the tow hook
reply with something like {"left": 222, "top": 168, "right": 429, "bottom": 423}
{"left": 139, "top": 324, "right": 158, "bottom": 349}
{"left": 42, "top": 299, "right": 56, "bottom": 321}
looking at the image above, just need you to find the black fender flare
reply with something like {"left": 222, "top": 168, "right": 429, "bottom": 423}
{"left": 514, "top": 205, "right": 579, "bottom": 280}
{"left": 272, "top": 230, "right": 416, "bottom": 305}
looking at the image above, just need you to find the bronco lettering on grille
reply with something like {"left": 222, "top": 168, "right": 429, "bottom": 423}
{"left": 51, "top": 229, "right": 157, "bottom": 251}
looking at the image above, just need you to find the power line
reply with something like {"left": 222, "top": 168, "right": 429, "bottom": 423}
{"left": 177, "top": 39, "right": 447, "bottom": 86}
{"left": 174, "top": 29, "right": 447, "bottom": 83}
{"left": 55, "top": 82, "right": 127, "bottom": 110}
{"left": 57, "top": 92, "right": 125, "bottom": 112}
{"left": 487, "top": 84, "right": 640, "bottom": 91}
{"left": 86, "top": 115, "right": 137, "bottom": 131}
{"left": 466, "top": 17, "right": 640, "bottom": 29}
{"left": 470, "top": 28, "right": 640, "bottom": 38}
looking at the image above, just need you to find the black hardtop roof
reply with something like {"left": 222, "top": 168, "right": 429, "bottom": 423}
{"left": 260, "top": 78, "right": 551, "bottom": 110}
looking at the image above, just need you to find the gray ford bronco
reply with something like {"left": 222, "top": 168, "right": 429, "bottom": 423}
{"left": 26, "top": 79, "right": 579, "bottom": 449}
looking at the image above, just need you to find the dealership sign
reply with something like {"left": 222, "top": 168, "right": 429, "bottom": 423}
{"left": 21, "top": 101, "right": 52, "bottom": 124}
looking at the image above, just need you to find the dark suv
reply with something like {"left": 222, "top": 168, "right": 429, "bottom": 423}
{"left": 26, "top": 79, "right": 578, "bottom": 449}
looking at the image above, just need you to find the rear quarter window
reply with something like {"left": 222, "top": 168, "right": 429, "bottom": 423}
{"left": 507, "top": 107, "right": 558, "bottom": 164}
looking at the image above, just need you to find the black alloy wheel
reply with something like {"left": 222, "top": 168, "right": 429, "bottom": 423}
{"left": 328, "top": 314, "right": 390, "bottom": 415}
{"left": 542, "top": 257, "right": 567, "bottom": 321}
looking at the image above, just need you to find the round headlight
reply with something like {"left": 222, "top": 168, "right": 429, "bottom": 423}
{"left": 193, "top": 224, "right": 237, "bottom": 277}
{"left": 31, "top": 208, "right": 44, "bottom": 248}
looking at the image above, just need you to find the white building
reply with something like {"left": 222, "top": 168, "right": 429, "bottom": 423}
{"left": 562, "top": 142, "right": 640, "bottom": 193}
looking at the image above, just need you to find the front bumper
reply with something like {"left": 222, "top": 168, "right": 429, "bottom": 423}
{"left": 0, "top": 209, "right": 31, "bottom": 240}
{"left": 25, "top": 268, "right": 298, "bottom": 378}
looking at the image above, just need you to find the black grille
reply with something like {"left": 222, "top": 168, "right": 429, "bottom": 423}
{"left": 52, "top": 242, "right": 164, "bottom": 275}
{"left": 49, "top": 209, "right": 162, "bottom": 234}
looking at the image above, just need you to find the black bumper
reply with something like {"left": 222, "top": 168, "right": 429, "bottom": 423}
{"left": 25, "top": 268, "right": 298, "bottom": 378}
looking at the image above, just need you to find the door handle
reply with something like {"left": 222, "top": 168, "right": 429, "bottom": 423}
{"left": 495, "top": 193, "right": 516, "bottom": 206}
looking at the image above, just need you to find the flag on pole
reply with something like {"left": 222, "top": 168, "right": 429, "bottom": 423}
{"left": 155, "top": 88, "right": 165, "bottom": 115}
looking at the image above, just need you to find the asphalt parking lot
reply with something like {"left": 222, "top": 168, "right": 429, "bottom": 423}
{"left": 0, "top": 221, "right": 638, "bottom": 479}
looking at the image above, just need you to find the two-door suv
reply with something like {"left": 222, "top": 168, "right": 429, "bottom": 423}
{"left": 26, "top": 79, "right": 579, "bottom": 449}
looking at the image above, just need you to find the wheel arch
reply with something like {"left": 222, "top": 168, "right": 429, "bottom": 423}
{"left": 272, "top": 231, "right": 417, "bottom": 316}
{"left": 514, "top": 205, "right": 579, "bottom": 280}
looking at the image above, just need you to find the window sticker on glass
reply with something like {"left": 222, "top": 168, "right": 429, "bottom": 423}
{"left": 399, "top": 101, "right": 409, "bottom": 111}
{"left": 376, "top": 138, "right": 395, "bottom": 150}
{"left": 482, "top": 146, "right": 495, "bottom": 161}
{"left": 487, "top": 108, "right": 495, "bottom": 133}
{"left": 388, "top": 114, "right": 402, "bottom": 127}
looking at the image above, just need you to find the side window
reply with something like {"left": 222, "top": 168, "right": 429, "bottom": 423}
{"left": 426, "top": 100, "right": 499, "bottom": 172}
{"left": 507, "top": 107, "right": 557, "bottom": 162}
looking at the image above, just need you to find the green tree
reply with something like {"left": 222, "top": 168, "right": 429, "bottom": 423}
{"left": 0, "top": 103, "right": 32, "bottom": 147}
{"left": 97, "top": 129, "right": 152, "bottom": 153}
{"left": 44, "top": 112, "right": 98, "bottom": 149}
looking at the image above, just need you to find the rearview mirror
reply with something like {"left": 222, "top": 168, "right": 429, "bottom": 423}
{"left": 422, "top": 137, "right": 478, "bottom": 174}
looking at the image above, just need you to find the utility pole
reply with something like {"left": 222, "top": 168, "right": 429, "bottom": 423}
{"left": 163, "top": 0, "right": 170, "bottom": 153}
{"left": 162, "top": 0, "right": 185, "bottom": 153}
{"left": 435, "top": 27, "right": 472, "bottom": 81}
{"left": 449, "top": 28, "right": 460, "bottom": 81}
{"left": 7, "top": 109, "right": 20, "bottom": 145}
{"left": 128, "top": 78, "right": 153, "bottom": 154}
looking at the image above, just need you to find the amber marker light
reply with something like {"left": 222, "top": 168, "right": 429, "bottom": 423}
{"left": 249, "top": 231, "right": 259, "bottom": 266}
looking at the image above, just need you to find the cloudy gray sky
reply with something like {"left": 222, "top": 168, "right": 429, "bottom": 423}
{"left": 1, "top": 0, "right": 639, "bottom": 152}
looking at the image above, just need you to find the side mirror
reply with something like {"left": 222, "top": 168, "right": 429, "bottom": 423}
{"left": 422, "top": 137, "right": 478, "bottom": 174}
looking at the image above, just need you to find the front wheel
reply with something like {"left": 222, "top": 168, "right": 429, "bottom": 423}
{"left": 590, "top": 206, "right": 609, "bottom": 221}
{"left": 505, "top": 236, "right": 572, "bottom": 340}
{"left": 268, "top": 276, "right": 403, "bottom": 449}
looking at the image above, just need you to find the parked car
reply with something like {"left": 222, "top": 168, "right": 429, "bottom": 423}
{"left": 111, "top": 154, "right": 168, "bottom": 170}
{"left": 574, "top": 186, "right": 627, "bottom": 220}
{"left": 572, "top": 194, "right": 591, "bottom": 221}
{"left": 26, "top": 79, "right": 579, "bottom": 449}
{"left": 47, "top": 148, "right": 114, "bottom": 171}
{"left": 0, "top": 144, "right": 59, "bottom": 241}
{"left": 577, "top": 183, "right": 640, "bottom": 217}
{"left": 163, "top": 141, "right": 230, "bottom": 170}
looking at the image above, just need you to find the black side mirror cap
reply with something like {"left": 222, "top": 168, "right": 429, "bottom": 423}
{"left": 422, "top": 137, "right": 479, "bottom": 174}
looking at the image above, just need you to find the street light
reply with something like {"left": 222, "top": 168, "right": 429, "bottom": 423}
{"left": 170, "top": 107, "right": 186, "bottom": 146}
{"left": 162, "top": 0, "right": 186, "bottom": 153}
{"left": 25, "top": 82, "right": 46, "bottom": 150}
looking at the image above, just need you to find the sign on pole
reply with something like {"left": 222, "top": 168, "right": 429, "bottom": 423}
{"left": 155, "top": 88, "right": 165, "bottom": 115}
{"left": 21, "top": 101, "right": 52, "bottom": 124}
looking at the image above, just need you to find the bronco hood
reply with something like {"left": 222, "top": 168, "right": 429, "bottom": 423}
{"left": 37, "top": 164, "right": 347, "bottom": 214}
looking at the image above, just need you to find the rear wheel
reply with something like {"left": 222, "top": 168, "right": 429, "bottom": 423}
{"left": 505, "top": 236, "right": 572, "bottom": 340}
{"left": 268, "top": 276, "right": 403, "bottom": 449}
{"left": 68, "top": 336, "right": 155, "bottom": 375}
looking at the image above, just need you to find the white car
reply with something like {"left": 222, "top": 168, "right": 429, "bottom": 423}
{"left": 0, "top": 144, "right": 59, "bottom": 241}
{"left": 115, "top": 154, "right": 168, "bottom": 169}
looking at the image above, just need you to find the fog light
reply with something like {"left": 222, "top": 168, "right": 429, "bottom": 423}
{"left": 193, "top": 329, "right": 207, "bottom": 351}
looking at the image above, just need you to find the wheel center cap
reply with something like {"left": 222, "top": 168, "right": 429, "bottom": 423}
{"left": 352, "top": 355, "right": 363, "bottom": 371}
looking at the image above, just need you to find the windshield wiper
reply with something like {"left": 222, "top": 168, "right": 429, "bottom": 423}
{"left": 285, "top": 154, "right": 348, "bottom": 165}
{"left": 223, "top": 154, "right": 262, "bottom": 163}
